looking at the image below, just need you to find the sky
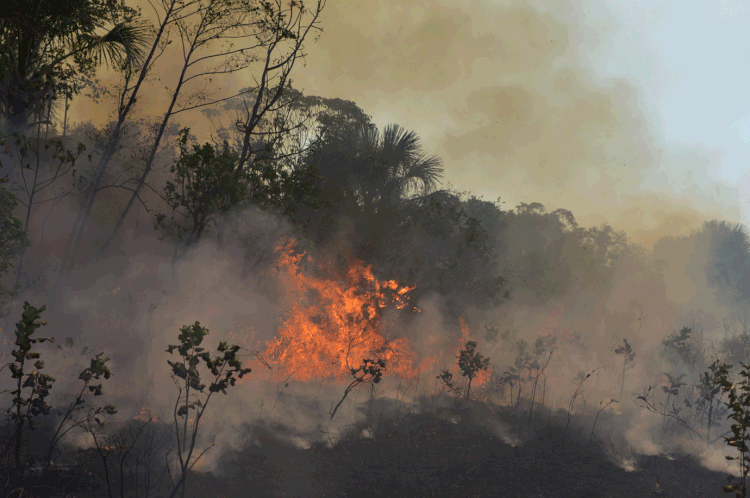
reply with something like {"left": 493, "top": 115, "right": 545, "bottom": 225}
{"left": 286, "top": 0, "right": 750, "bottom": 247}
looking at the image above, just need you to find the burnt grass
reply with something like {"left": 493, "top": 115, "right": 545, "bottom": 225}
{"left": 189, "top": 401, "right": 729, "bottom": 498}
{"left": 0, "top": 399, "right": 734, "bottom": 497}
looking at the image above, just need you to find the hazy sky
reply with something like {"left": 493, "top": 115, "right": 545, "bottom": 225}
{"left": 288, "top": 0, "right": 750, "bottom": 246}
{"left": 69, "top": 0, "right": 750, "bottom": 247}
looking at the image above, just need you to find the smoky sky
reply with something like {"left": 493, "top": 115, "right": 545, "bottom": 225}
{"left": 65, "top": 0, "right": 745, "bottom": 246}
{"left": 287, "top": 0, "right": 744, "bottom": 246}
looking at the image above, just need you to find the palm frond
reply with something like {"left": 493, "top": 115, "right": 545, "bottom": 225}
{"left": 77, "top": 19, "right": 150, "bottom": 71}
{"left": 405, "top": 153, "right": 443, "bottom": 194}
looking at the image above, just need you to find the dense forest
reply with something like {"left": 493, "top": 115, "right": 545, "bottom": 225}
{"left": 1, "top": 1, "right": 750, "bottom": 497}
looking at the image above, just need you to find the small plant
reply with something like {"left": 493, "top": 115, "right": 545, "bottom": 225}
{"left": 47, "top": 352, "right": 117, "bottom": 466}
{"left": 661, "top": 372, "right": 687, "bottom": 428}
{"left": 437, "top": 341, "right": 490, "bottom": 401}
{"left": 5, "top": 303, "right": 117, "bottom": 473}
{"left": 330, "top": 358, "right": 385, "bottom": 421}
{"left": 715, "top": 360, "right": 749, "bottom": 497}
{"left": 696, "top": 359, "right": 729, "bottom": 443}
{"left": 166, "top": 321, "right": 252, "bottom": 498}
{"left": 8, "top": 302, "right": 54, "bottom": 469}
{"left": 662, "top": 326, "right": 700, "bottom": 374}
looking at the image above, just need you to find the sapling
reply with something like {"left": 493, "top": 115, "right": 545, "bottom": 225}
{"left": 165, "top": 321, "right": 252, "bottom": 498}
{"left": 457, "top": 341, "right": 490, "bottom": 401}
{"left": 330, "top": 358, "right": 385, "bottom": 421}
{"left": 661, "top": 372, "right": 687, "bottom": 428}
{"left": 7, "top": 302, "right": 54, "bottom": 469}
{"left": 47, "top": 352, "right": 117, "bottom": 466}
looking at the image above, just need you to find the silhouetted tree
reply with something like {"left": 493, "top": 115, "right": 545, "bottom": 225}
{"left": 0, "top": 0, "right": 148, "bottom": 139}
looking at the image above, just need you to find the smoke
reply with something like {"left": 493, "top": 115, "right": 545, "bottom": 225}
{"left": 5, "top": 0, "right": 750, "bottom": 487}
{"left": 291, "top": 0, "right": 744, "bottom": 243}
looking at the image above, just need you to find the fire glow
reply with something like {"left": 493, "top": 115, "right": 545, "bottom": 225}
{"left": 263, "top": 242, "right": 430, "bottom": 383}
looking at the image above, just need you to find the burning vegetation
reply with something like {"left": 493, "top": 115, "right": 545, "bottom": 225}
{"left": 2, "top": 0, "right": 750, "bottom": 496}
{"left": 263, "top": 241, "right": 425, "bottom": 382}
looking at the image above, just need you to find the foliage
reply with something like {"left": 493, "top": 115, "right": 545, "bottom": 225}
{"left": 662, "top": 326, "right": 699, "bottom": 369}
{"left": 615, "top": 338, "right": 636, "bottom": 401}
{"left": 165, "top": 321, "right": 252, "bottom": 498}
{"left": 499, "top": 339, "right": 532, "bottom": 410}
{"left": 696, "top": 359, "right": 730, "bottom": 442}
{"left": 47, "top": 352, "right": 117, "bottom": 465}
{"left": 156, "top": 128, "right": 248, "bottom": 258}
{"left": 330, "top": 358, "right": 385, "bottom": 421}
{"left": 716, "top": 360, "right": 750, "bottom": 497}
{"left": 695, "top": 220, "right": 750, "bottom": 303}
{"left": 0, "top": 0, "right": 149, "bottom": 136}
{"left": 378, "top": 194, "right": 509, "bottom": 312}
{"left": 5, "top": 302, "right": 117, "bottom": 472}
{"left": 0, "top": 177, "right": 28, "bottom": 300}
{"left": 660, "top": 372, "right": 687, "bottom": 428}
{"left": 7, "top": 302, "right": 55, "bottom": 468}
{"left": 501, "top": 203, "right": 628, "bottom": 301}
{"left": 306, "top": 121, "right": 443, "bottom": 212}
{"left": 439, "top": 341, "right": 490, "bottom": 401}
{"left": 457, "top": 341, "right": 490, "bottom": 400}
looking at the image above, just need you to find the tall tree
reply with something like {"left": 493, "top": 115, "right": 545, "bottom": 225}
{"left": 694, "top": 220, "right": 750, "bottom": 303}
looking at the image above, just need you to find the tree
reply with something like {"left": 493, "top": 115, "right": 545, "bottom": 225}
{"left": 0, "top": 0, "right": 148, "bottom": 143}
{"left": 155, "top": 128, "right": 247, "bottom": 261}
{"left": 306, "top": 122, "right": 443, "bottom": 212}
{"left": 694, "top": 220, "right": 750, "bottom": 303}
{"left": 376, "top": 193, "right": 508, "bottom": 313}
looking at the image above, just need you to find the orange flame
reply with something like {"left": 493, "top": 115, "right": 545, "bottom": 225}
{"left": 263, "top": 243, "right": 422, "bottom": 382}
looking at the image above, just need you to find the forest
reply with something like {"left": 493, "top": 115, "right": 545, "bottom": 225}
{"left": 1, "top": 0, "right": 750, "bottom": 497}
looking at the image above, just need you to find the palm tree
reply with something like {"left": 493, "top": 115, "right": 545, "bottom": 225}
{"left": 695, "top": 220, "right": 750, "bottom": 302}
{"left": 0, "top": 0, "right": 149, "bottom": 138}
{"left": 307, "top": 122, "right": 444, "bottom": 211}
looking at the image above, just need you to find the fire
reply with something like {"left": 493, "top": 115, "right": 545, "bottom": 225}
{"left": 263, "top": 243, "right": 422, "bottom": 382}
